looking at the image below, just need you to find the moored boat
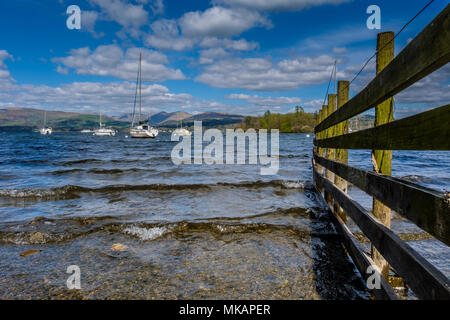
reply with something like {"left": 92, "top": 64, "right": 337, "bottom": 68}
{"left": 39, "top": 111, "right": 52, "bottom": 135}
{"left": 172, "top": 111, "right": 191, "bottom": 136}
{"left": 93, "top": 107, "right": 116, "bottom": 136}
{"left": 130, "top": 52, "right": 158, "bottom": 139}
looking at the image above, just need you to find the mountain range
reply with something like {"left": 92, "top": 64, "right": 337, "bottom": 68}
{"left": 0, "top": 108, "right": 245, "bottom": 131}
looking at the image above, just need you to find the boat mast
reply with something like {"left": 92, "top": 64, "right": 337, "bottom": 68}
{"left": 138, "top": 52, "right": 142, "bottom": 124}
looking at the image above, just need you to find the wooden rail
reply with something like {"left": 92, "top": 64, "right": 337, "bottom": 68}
{"left": 315, "top": 104, "right": 450, "bottom": 150}
{"left": 313, "top": 152, "right": 450, "bottom": 246}
{"left": 312, "top": 4, "right": 450, "bottom": 300}
{"left": 314, "top": 169, "right": 450, "bottom": 300}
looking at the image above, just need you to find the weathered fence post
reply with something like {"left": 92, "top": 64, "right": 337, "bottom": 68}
{"left": 316, "top": 109, "right": 324, "bottom": 173}
{"left": 334, "top": 81, "right": 350, "bottom": 222}
{"left": 325, "top": 95, "right": 337, "bottom": 208}
{"left": 372, "top": 31, "right": 395, "bottom": 278}
{"left": 314, "top": 109, "right": 323, "bottom": 193}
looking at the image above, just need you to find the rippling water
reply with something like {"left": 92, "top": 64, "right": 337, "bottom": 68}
{"left": 0, "top": 131, "right": 448, "bottom": 299}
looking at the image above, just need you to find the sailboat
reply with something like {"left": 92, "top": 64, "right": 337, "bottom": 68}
{"left": 93, "top": 107, "right": 116, "bottom": 136}
{"left": 173, "top": 111, "right": 191, "bottom": 136}
{"left": 39, "top": 110, "right": 52, "bottom": 135}
{"left": 130, "top": 52, "right": 159, "bottom": 139}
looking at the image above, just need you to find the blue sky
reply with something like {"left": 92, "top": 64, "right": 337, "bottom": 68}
{"left": 0, "top": 0, "right": 448, "bottom": 117}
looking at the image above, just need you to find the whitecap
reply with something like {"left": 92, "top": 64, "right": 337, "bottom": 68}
{"left": 123, "top": 226, "right": 167, "bottom": 241}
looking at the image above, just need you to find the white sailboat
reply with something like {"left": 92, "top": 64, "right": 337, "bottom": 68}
{"left": 93, "top": 107, "right": 116, "bottom": 136}
{"left": 130, "top": 52, "right": 158, "bottom": 139}
{"left": 173, "top": 111, "right": 191, "bottom": 136}
{"left": 39, "top": 111, "right": 52, "bottom": 135}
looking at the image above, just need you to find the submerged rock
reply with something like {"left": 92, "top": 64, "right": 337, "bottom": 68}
{"left": 111, "top": 243, "right": 128, "bottom": 252}
{"left": 20, "top": 249, "right": 42, "bottom": 257}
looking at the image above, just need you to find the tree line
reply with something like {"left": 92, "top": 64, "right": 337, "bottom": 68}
{"left": 237, "top": 106, "right": 317, "bottom": 133}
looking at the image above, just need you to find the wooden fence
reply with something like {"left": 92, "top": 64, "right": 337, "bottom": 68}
{"left": 313, "top": 4, "right": 450, "bottom": 300}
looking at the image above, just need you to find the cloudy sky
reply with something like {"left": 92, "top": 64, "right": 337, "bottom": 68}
{"left": 0, "top": 0, "right": 448, "bottom": 117}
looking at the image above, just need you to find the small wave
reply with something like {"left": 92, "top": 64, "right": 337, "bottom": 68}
{"left": 123, "top": 226, "right": 168, "bottom": 241}
{"left": 57, "top": 158, "right": 169, "bottom": 167}
{"left": 0, "top": 180, "right": 309, "bottom": 201}
{"left": 49, "top": 168, "right": 158, "bottom": 176}
{"left": 4, "top": 159, "right": 50, "bottom": 165}
{"left": 279, "top": 154, "right": 310, "bottom": 159}
{"left": 88, "top": 168, "right": 127, "bottom": 174}
{"left": 50, "top": 168, "right": 84, "bottom": 175}
{"left": 281, "top": 181, "right": 305, "bottom": 189}
{"left": 87, "top": 168, "right": 158, "bottom": 175}
{"left": 400, "top": 175, "right": 434, "bottom": 183}
{"left": 0, "top": 185, "right": 87, "bottom": 200}
{"left": 217, "top": 180, "right": 309, "bottom": 190}
{"left": 58, "top": 159, "right": 103, "bottom": 166}
{"left": 0, "top": 229, "right": 89, "bottom": 245}
{"left": 0, "top": 207, "right": 318, "bottom": 245}
{"left": 120, "top": 221, "right": 312, "bottom": 241}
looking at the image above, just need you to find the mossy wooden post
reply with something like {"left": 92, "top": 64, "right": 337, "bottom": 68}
{"left": 372, "top": 31, "right": 395, "bottom": 278}
{"left": 334, "top": 81, "right": 350, "bottom": 222}
{"left": 321, "top": 105, "right": 328, "bottom": 182}
{"left": 317, "top": 108, "right": 325, "bottom": 174}
{"left": 325, "top": 95, "right": 337, "bottom": 208}
{"left": 314, "top": 108, "right": 323, "bottom": 192}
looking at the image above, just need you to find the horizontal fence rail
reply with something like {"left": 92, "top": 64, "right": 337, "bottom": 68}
{"left": 313, "top": 152, "right": 450, "bottom": 246}
{"left": 315, "top": 104, "right": 450, "bottom": 150}
{"left": 315, "top": 5, "right": 450, "bottom": 133}
{"left": 324, "top": 200, "right": 399, "bottom": 300}
{"left": 313, "top": 168, "right": 450, "bottom": 300}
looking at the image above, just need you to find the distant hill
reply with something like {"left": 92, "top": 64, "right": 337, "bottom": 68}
{"left": 114, "top": 111, "right": 192, "bottom": 125}
{"left": 159, "top": 111, "right": 191, "bottom": 124}
{"left": 0, "top": 107, "right": 247, "bottom": 132}
{"left": 113, "top": 111, "right": 244, "bottom": 128}
{"left": 160, "top": 112, "right": 245, "bottom": 128}
{"left": 0, "top": 108, "right": 129, "bottom": 132}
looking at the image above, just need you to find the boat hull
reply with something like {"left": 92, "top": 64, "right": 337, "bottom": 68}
{"left": 130, "top": 126, "right": 158, "bottom": 139}
{"left": 173, "top": 128, "right": 191, "bottom": 136}
{"left": 93, "top": 129, "right": 116, "bottom": 136}
{"left": 39, "top": 128, "right": 52, "bottom": 135}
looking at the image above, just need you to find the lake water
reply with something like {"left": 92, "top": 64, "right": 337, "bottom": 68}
{"left": 0, "top": 131, "right": 448, "bottom": 299}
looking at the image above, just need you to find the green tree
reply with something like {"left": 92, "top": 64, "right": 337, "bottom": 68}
{"left": 295, "top": 105, "right": 304, "bottom": 114}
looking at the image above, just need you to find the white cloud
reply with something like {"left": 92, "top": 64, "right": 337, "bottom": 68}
{"left": 304, "top": 99, "right": 323, "bottom": 109}
{"left": 81, "top": 10, "right": 104, "bottom": 38}
{"left": 52, "top": 44, "right": 185, "bottom": 82}
{"left": 0, "top": 50, "right": 13, "bottom": 68}
{"left": 333, "top": 47, "right": 347, "bottom": 54}
{"left": 0, "top": 81, "right": 193, "bottom": 115}
{"left": 145, "top": 19, "right": 195, "bottom": 51}
{"left": 199, "top": 37, "right": 258, "bottom": 51}
{"left": 396, "top": 64, "right": 450, "bottom": 108}
{"left": 56, "top": 65, "right": 69, "bottom": 75}
{"left": 179, "top": 6, "right": 272, "bottom": 38}
{"left": 227, "top": 93, "right": 301, "bottom": 106}
{"left": 196, "top": 55, "right": 342, "bottom": 91}
{"left": 0, "top": 50, "right": 16, "bottom": 91}
{"left": 145, "top": 18, "right": 259, "bottom": 53}
{"left": 148, "top": 0, "right": 165, "bottom": 15}
{"left": 89, "top": 0, "right": 149, "bottom": 38}
{"left": 213, "top": 0, "right": 351, "bottom": 11}
{"left": 199, "top": 48, "right": 229, "bottom": 65}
